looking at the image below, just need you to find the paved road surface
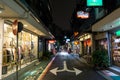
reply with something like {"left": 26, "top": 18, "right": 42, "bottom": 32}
{"left": 38, "top": 51, "right": 107, "bottom": 80}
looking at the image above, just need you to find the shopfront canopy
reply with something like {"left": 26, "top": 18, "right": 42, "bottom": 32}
{"left": 0, "top": 0, "right": 53, "bottom": 38}
{"left": 92, "top": 7, "right": 120, "bottom": 32}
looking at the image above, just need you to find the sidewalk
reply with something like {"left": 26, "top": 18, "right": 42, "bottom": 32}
{"left": 79, "top": 57, "right": 120, "bottom": 80}
{"left": 2, "top": 60, "right": 38, "bottom": 80}
{"left": 19, "top": 58, "right": 51, "bottom": 80}
{"left": 98, "top": 66, "right": 120, "bottom": 80}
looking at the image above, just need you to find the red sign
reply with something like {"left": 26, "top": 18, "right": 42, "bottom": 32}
{"left": 48, "top": 40, "right": 56, "bottom": 43}
{"left": 12, "top": 20, "right": 18, "bottom": 35}
{"left": 74, "top": 32, "right": 79, "bottom": 37}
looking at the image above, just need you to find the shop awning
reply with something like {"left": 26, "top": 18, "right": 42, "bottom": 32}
{"left": 92, "top": 7, "right": 120, "bottom": 32}
{"left": 0, "top": 0, "right": 53, "bottom": 38}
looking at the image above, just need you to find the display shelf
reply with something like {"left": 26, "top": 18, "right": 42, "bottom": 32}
{"left": 112, "top": 40, "right": 120, "bottom": 65}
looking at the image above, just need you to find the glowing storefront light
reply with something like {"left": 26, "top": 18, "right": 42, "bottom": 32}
{"left": 59, "top": 51, "right": 68, "bottom": 56}
{"left": 80, "top": 38, "right": 83, "bottom": 41}
{"left": 9, "top": 32, "right": 14, "bottom": 38}
{"left": 116, "top": 30, "right": 120, "bottom": 36}
{"left": 0, "top": 19, "right": 4, "bottom": 79}
{"left": 77, "top": 11, "right": 89, "bottom": 19}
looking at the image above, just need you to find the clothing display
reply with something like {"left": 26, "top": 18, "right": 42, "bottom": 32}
{"left": 3, "top": 48, "right": 11, "bottom": 64}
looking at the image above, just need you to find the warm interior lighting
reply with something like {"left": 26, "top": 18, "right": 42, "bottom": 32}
{"left": 0, "top": 7, "right": 4, "bottom": 13}
{"left": 74, "top": 41, "right": 79, "bottom": 45}
{"left": 74, "top": 32, "right": 79, "bottom": 37}
{"left": 48, "top": 40, "right": 56, "bottom": 43}
{"left": 77, "top": 11, "right": 89, "bottom": 19}
{"left": 24, "top": 24, "right": 28, "bottom": 27}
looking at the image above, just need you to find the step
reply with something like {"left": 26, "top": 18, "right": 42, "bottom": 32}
{"left": 97, "top": 70, "right": 120, "bottom": 80}
{"left": 109, "top": 66, "right": 120, "bottom": 75}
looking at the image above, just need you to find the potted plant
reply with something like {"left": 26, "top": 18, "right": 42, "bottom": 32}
{"left": 92, "top": 49, "right": 109, "bottom": 70}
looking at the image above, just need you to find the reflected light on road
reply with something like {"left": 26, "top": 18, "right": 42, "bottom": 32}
{"left": 30, "top": 71, "right": 37, "bottom": 75}
{"left": 59, "top": 51, "right": 69, "bottom": 56}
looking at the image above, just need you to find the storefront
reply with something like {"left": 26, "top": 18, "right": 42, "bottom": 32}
{"left": 2, "top": 22, "right": 38, "bottom": 75}
{"left": 0, "top": 19, "right": 4, "bottom": 78}
{"left": 3, "top": 23, "right": 17, "bottom": 68}
{"left": 48, "top": 40, "right": 56, "bottom": 54}
{"left": 18, "top": 31, "right": 38, "bottom": 61}
{"left": 111, "top": 30, "right": 120, "bottom": 67}
{"left": 0, "top": 0, "right": 52, "bottom": 79}
{"left": 94, "top": 32, "right": 108, "bottom": 50}
{"left": 83, "top": 39, "right": 92, "bottom": 55}
{"left": 79, "top": 33, "right": 92, "bottom": 55}
{"left": 92, "top": 6, "right": 120, "bottom": 68}
{"left": 72, "top": 40, "right": 80, "bottom": 54}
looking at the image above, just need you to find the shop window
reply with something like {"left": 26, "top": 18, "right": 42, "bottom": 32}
{"left": 2, "top": 23, "right": 38, "bottom": 76}
{"left": 112, "top": 35, "right": 120, "bottom": 66}
{"left": 3, "top": 23, "right": 17, "bottom": 74}
{"left": 84, "top": 39, "right": 92, "bottom": 55}
{"left": 95, "top": 39, "right": 108, "bottom": 50}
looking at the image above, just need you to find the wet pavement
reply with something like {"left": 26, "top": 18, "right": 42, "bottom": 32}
{"left": 37, "top": 52, "right": 107, "bottom": 80}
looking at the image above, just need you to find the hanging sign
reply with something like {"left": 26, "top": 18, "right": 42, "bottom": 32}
{"left": 12, "top": 20, "right": 18, "bottom": 35}
{"left": 74, "top": 32, "right": 79, "bottom": 37}
{"left": 48, "top": 40, "right": 56, "bottom": 43}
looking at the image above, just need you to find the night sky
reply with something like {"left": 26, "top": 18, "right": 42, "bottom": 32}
{"left": 50, "top": 0, "right": 76, "bottom": 31}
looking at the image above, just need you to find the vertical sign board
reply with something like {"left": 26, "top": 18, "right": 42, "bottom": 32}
{"left": 0, "top": 19, "right": 4, "bottom": 79}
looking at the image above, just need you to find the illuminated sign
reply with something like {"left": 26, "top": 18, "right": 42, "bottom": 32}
{"left": 12, "top": 20, "right": 18, "bottom": 35}
{"left": 74, "top": 32, "right": 79, "bottom": 36}
{"left": 74, "top": 41, "right": 79, "bottom": 45}
{"left": 48, "top": 40, "right": 56, "bottom": 43}
{"left": 116, "top": 30, "right": 120, "bottom": 36}
{"left": 77, "top": 11, "right": 89, "bottom": 19}
{"left": 114, "top": 38, "right": 120, "bottom": 43}
{"left": 87, "top": 0, "right": 103, "bottom": 6}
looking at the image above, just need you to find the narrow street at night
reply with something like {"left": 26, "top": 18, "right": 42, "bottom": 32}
{"left": 1, "top": 0, "right": 120, "bottom": 80}
{"left": 37, "top": 51, "right": 107, "bottom": 80}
